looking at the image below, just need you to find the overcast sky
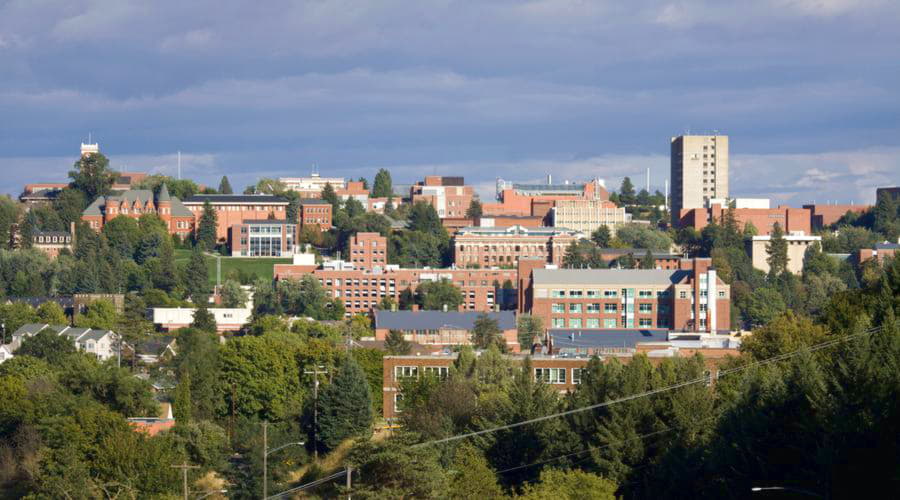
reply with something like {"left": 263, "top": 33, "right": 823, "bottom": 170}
{"left": 1, "top": 0, "right": 898, "bottom": 204}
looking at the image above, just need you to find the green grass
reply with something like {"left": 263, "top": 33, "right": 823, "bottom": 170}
{"left": 174, "top": 249, "right": 291, "bottom": 286}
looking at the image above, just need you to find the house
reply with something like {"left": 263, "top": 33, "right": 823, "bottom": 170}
{"left": 373, "top": 310, "right": 520, "bottom": 351}
{"left": 125, "top": 337, "right": 177, "bottom": 365}
{"left": 0, "top": 344, "right": 13, "bottom": 364}
{"left": 151, "top": 307, "right": 252, "bottom": 332}
{"left": 9, "top": 323, "right": 120, "bottom": 361}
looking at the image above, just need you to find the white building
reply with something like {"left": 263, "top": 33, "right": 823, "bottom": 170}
{"left": 748, "top": 232, "right": 822, "bottom": 275}
{"left": 280, "top": 173, "right": 346, "bottom": 196}
{"left": 7, "top": 324, "right": 119, "bottom": 361}
{"left": 151, "top": 307, "right": 253, "bottom": 332}
{"left": 0, "top": 344, "right": 13, "bottom": 364}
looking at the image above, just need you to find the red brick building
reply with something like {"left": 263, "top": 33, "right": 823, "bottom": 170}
{"left": 373, "top": 310, "right": 519, "bottom": 351}
{"left": 802, "top": 203, "right": 871, "bottom": 230}
{"left": 854, "top": 242, "right": 899, "bottom": 266}
{"left": 677, "top": 203, "right": 811, "bottom": 236}
{"left": 453, "top": 225, "right": 581, "bottom": 268}
{"left": 82, "top": 184, "right": 195, "bottom": 239}
{"left": 411, "top": 176, "right": 474, "bottom": 219}
{"left": 181, "top": 194, "right": 289, "bottom": 241}
{"left": 521, "top": 259, "right": 730, "bottom": 333}
{"left": 298, "top": 199, "right": 333, "bottom": 231}
{"left": 483, "top": 179, "right": 609, "bottom": 217}
{"left": 348, "top": 232, "right": 388, "bottom": 270}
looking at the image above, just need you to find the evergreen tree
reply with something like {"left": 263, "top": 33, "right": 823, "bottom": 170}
{"left": 447, "top": 443, "right": 504, "bottom": 499}
{"left": 69, "top": 152, "right": 116, "bottom": 202}
{"left": 285, "top": 192, "right": 301, "bottom": 223}
{"left": 385, "top": 329, "right": 412, "bottom": 355}
{"left": 321, "top": 182, "right": 340, "bottom": 211}
{"left": 218, "top": 176, "right": 233, "bottom": 195}
{"left": 155, "top": 239, "right": 179, "bottom": 292}
{"left": 191, "top": 305, "right": 216, "bottom": 333}
{"left": 36, "top": 301, "right": 68, "bottom": 325}
{"left": 640, "top": 249, "right": 655, "bottom": 269}
{"left": 408, "top": 201, "right": 444, "bottom": 234}
{"left": 472, "top": 313, "right": 504, "bottom": 350}
{"left": 619, "top": 177, "right": 636, "bottom": 205}
{"left": 873, "top": 189, "right": 899, "bottom": 239}
{"left": 316, "top": 358, "right": 373, "bottom": 451}
{"left": 196, "top": 200, "right": 218, "bottom": 250}
{"left": 184, "top": 247, "right": 209, "bottom": 303}
{"left": 591, "top": 225, "right": 612, "bottom": 247}
{"left": 517, "top": 314, "right": 544, "bottom": 351}
{"left": 372, "top": 168, "right": 393, "bottom": 198}
{"left": 465, "top": 199, "right": 483, "bottom": 219}
{"left": 766, "top": 222, "right": 789, "bottom": 277}
{"left": 174, "top": 371, "right": 192, "bottom": 424}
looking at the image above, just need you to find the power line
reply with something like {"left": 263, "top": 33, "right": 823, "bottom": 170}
{"left": 413, "top": 326, "right": 882, "bottom": 450}
{"left": 266, "top": 469, "right": 348, "bottom": 499}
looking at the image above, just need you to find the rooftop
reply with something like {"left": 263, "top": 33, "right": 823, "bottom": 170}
{"left": 183, "top": 194, "right": 288, "bottom": 204}
{"left": 532, "top": 268, "right": 690, "bottom": 286}
{"left": 550, "top": 329, "right": 669, "bottom": 350}
{"left": 375, "top": 310, "right": 517, "bottom": 331}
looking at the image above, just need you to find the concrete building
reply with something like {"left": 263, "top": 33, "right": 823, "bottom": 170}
{"left": 678, "top": 200, "right": 811, "bottom": 236}
{"left": 410, "top": 176, "right": 474, "bottom": 219}
{"left": 521, "top": 259, "right": 730, "bottom": 333}
{"left": 803, "top": 203, "right": 872, "bottom": 230}
{"left": 280, "top": 173, "right": 346, "bottom": 197}
{"left": 671, "top": 135, "right": 729, "bottom": 222}
{"left": 484, "top": 178, "right": 608, "bottom": 218}
{"left": 748, "top": 232, "right": 822, "bottom": 275}
{"left": 182, "top": 194, "right": 289, "bottom": 241}
{"left": 229, "top": 220, "right": 298, "bottom": 257}
{"left": 551, "top": 199, "right": 629, "bottom": 236}
{"left": 453, "top": 225, "right": 581, "bottom": 268}
{"left": 373, "top": 310, "right": 519, "bottom": 351}
{"left": 151, "top": 307, "right": 252, "bottom": 332}
{"left": 347, "top": 232, "right": 388, "bottom": 270}
{"left": 82, "top": 185, "right": 195, "bottom": 239}
{"left": 299, "top": 199, "right": 333, "bottom": 231}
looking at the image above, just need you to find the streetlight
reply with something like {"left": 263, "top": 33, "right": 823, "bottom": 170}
{"left": 196, "top": 489, "right": 228, "bottom": 499}
{"left": 262, "top": 421, "right": 305, "bottom": 499}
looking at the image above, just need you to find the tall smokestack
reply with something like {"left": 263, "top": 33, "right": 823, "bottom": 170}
{"left": 547, "top": 173, "right": 552, "bottom": 185}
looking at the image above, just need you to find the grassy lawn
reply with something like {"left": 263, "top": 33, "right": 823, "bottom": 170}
{"left": 174, "top": 249, "right": 291, "bottom": 286}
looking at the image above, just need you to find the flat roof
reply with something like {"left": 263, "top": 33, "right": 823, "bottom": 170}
{"left": 551, "top": 329, "right": 669, "bottom": 349}
{"left": 375, "top": 310, "right": 516, "bottom": 331}
{"left": 183, "top": 194, "right": 288, "bottom": 204}
{"left": 532, "top": 268, "right": 689, "bottom": 286}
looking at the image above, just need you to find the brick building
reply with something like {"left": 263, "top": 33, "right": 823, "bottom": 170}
{"left": 82, "top": 185, "right": 195, "bottom": 239}
{"left": 476, "top": 215, "right": 546, "bottom": 228}
{"left": 521, "top": 259, "right": 730, "bottom": 333}
{"left": 854, "top": 242, "right": 900, "bottom": 266}
{"left": 182, "top": 194, "right": 289, "bottom": 241}
{"left": 229, "top": 220, "right": 298, "bottom": 257}
{"left": 551, "top": 199, "right": 629, "bottom": 236}
{"left": 677, "top": 202, "right": 811, "bottom": 236}
{"left": 411, "top": 176, "right": 474, "bottom": 219}
{"left": 596, "top": 248, "right": 683, "bottom": 269}
{"left": 298, "top": 199, "right": 333, "bottom": 231}
{"left": 373, "top": 310, "right": 519, "bottom": 351}
{"left": 31, "top": 225, "right": 75, "bottom": 259}
{"left": 347, "top": 232, "right": 388, "bottom": 270}
{"left": 453, "top": 225, "right": 581, "bottom": 268}
{"left": 20, "top": 183, "right": 68, "bottom": 208}
{"left": 803, "top": 203, "right": 871, "bottom": 230}
{"left": 483, "top": 178, "right": 609, "bottom": 217}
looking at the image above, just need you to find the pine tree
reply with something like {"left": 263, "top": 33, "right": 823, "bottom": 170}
{"left": 191, "top": 305, "right": 216, "bottom": 332}
{"left": 196, "top": 200, "right": 218, "bottom": 250}
{"left": 372, "top": 168, "right": 393, "bottom": 198}
{"left": 317, "top": 358, "right": 373, "bottom": 451}
{"left": 218, "top": 176, "right": 233, "bottom": 195}
{"left": 174, "top": 371, "right": 192, "bottom": 423}
{"left": 321, "top": 182, "right": 340, "bottom": 211}
{"left": 385, "top": 329, "right": 411, "bottom": 355}
{"left": 591, "top": 225, "right": 611, "bottom": 247}
{"left": 471, "top": 313, "right": 503, "bottom": 349}
{"left": 184, "top": 247, "right": 209, "bottom": 303}
{"left": 766, "top": 222, "right": 789, "bottom": 277}
{"left": 619, "top": 177, "right": 636, "bottom": 205}
{"left": 447, "top": 444, "right": 503, "bottom": 499}
{"left": 465, "top": 199, "right": 483, "bottom": 219}
{"left": 156, "top": 239, "right": 179, "bottom": 292}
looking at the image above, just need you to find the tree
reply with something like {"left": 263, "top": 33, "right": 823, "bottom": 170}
{"left": 174, "top": 328, "right": 222, "bottom": 419}
{"left": 286, "top": 192, "right": 301, "bottom": 223}
{"left": 196, "top": 200, "right": 218, "bottom": 250}
{"left": 184, "top": 247, "right": 209, "bottom": 303}
{"left": 407, "top": 201, "right": 444, "bottom": 234}
{"left": 619, "top": 177, "right": 636, "bottom": 205}
{"left": 191, "top": 306, "right": 217, "bottom": 333}
{"left": 640, "top": 249, "right": 655, "bottom": 269}
{"left": 520, "top": 469, "right": 617, "bottom": 499}
{"left": 447, "top": 444, "right": 504, "bottom": 499}
{"left": 316, "top": 358, "right": 373, "bottom": 451}
{"left": 173, "top": 371, "right": 192, "bottom": 424}
{"left": 465, "top": 199, "right": 483, "bottom": 219}
{"left": 102, "top": 215, "right": 141, "bottom": 259}
{"left": 591, "top": 225, "right": 611, "bottom": 247}
{"left": 220, "top": 279, "right": 248, "bottom": 308}
{"left": 347, "top": 435, "right": 446, "bottom": 498}
{"left": 873, "top": 189, "right": 899, "bottom": 240}
{"left": 69, "top": 152, "right": 116, "bottom": 201}
{"left": 218, "top": 176, "right": 233, "bottom": 195}
{"left": 36, "top": 301, "right": 68, "bottom": 325}
{"left": 746, "top": 287, "right": 787, "bottom": 327}
{"left": 415, "top": 280, "right": 463, "bottom": 311}
{"left": 766, "top": 222, "right": 789, "bottom": 277}
{"left": 253, "top": 177, "right": 288, "bottom": 195}
{"left": 517, "top": 314, "right": 544, "bottom": 351}
{"left": 472, "top": 313, "right": 504, "bottom": 350}
{"left": 17, "top": 330, "right": 76, "bottom": 364}
{"left": 385, "top": 329, "right": 411, "bottom": 355}
{"left": 53, "top": 188, "right": 87, "bottom": 227}
{"left": 372, "top": 168, "right": 394, "bottom": 198}
{"left": 614, "top": 224, "right": 673, "bottom": 252}
{"left": 563, "top": 239, "right": 605, "bottom": 268}
{"left": 741, "top": 311, "right": 829, "bottom": 361}
{"left": 74, "top": 299, "right": 118, "bottom": 330}
{"left": 321, "top": 182, "right": 340, "bottom": 211}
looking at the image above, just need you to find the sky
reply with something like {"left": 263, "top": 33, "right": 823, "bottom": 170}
{"left": 1, "top": 0, "right": 898, "bottom": 204}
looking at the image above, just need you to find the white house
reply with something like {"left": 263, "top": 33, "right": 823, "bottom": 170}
{"left": 0, "top": 344, "right": 13, "bottom": 364}
{"left": 8, "top": 324, "right": 120, "bottom": 361}
{"left": 151, "top": 307, "right": 252, "bottom": 332}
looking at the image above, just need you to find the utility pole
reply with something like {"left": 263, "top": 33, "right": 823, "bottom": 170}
{"left": 262, "top": 420, "right": 268, "bottom": 500}
{"left": 304, "top": 366, "right": 328, "bottom": 461}
{"left": 346, "top": 466, "right": 352, "bottom": 500}
{"left": 171, "top": 461, "right": 199, "bottom": 500}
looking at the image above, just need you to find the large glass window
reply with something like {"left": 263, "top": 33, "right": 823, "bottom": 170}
{"left": 535, "top": 368, "right": 567, "bottom": 384}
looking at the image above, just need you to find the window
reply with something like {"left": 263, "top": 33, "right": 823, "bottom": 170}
{"left": 718, "top": 291, "right": 726, "bottom": 298}
{"left": 394, "top": 393, "right": 404, "bottom": 413}
{"left": 569, "top": 290, "right": 583, "bottom": 298}
{"left": 569, "top": 304, "right": 582, "bottom": 314}
{"left": 586, "top": 303, "right": 600, "bottom": 313}
{"left": 569, "top": 318, "right": 582, "bottom": 328}
{"left": 603, "top": 318, "right": 617, "bottom": 328}
{"left": 552, "top": 303, "right": 565, "bottom": 313}
{"left": 552, "top": 318, "right": 565, "bottom": 328}
{"left": 679, "top": 291, "right": 687, "bottom": 299}
{"left": 604, "top": 303, "right": 618, "bottom": 313}
{"left": 424, "top": 366, "right": 449, "bottom": 379}
{"left": 604, "top": 290, "right": 618, "bottom": 298}
{"left": 639, "top": 318, "right": 653, "bottom": 327}
{"left": 586, "top": 318, "right": 600, "bottom": 328}
{"left": 551, "top": 289, "right": 565, "bottom": 298}
{"left": 535, "top": 368, "right": 566, "bottom": 384}
{"left": 586, "top": 290, "right": 599, "bottom": 298}
{"left": 573, "top": 368, "right": 583, "bottom": 384}
{"left": 639, "top": 304, "right": 653, "bottom": 313}
{"left": 394, "top": 366, "right": 418, "bottom": 381}
{"left": 638, "top": 290, "right": 653, "bottom": 298}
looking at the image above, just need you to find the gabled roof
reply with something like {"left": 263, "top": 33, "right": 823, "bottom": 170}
{"left": 532, "top": 268, "right": 690, "bottom": 286}
{"left": 12, "top": 323, "right": 50, "bottom": 336}
{"left": 374, "top": 310, "right": 517, "bottom": 331}
{"left": 84, "top": 196, "right": 105, "bottom": 216}
{"left": 105, "top": 189, "right": 155, "bottom": 204}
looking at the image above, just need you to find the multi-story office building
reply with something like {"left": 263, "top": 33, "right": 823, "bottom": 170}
{"left": 229, "top": 220, "right": 298, "bottom": 257}
{"left": 347, "top": 232, "right": 388, "bottom": 270}
{"left": 551, "top": 199, "right": 629, "bottom": 236}
{"left": 182, "top": 194, "right": 289, "bottom": 241}
{"left": 678, "top": 200, "right": 811, "bottom": 235}
{"left": 453, "top": 225, "right": 581, "bottom": 268}
{"left": 803, "top": 203, "right": 872, "bottom": 230}
{"left": 671, "top": 135, "right": 729, "bottom": 223}
{"left": 298, "top": 199, "right": 333, "bottom": 231}
{"left": 410, "top": 176, "right": 474, "bottom": 219}
{"left": 484, "top": 178, "right": 609, "bottom": 218}
{"left": 521, "top": 259, "right": 730, "bottom": 333}
{"left": 279, "top": 173, "right": 346, "bottom": 197}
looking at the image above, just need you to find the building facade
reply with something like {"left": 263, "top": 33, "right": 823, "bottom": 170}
{"left": 410, "top": 176, "right": 474, "bottom": 219}
{"left": 82, "top": 185, "right": 195, "bottom": 239}
{"left": 453, "top": 225, "right": 581, "bottom": 268}
{"left": 229, "top": 220, "right": 298, "bottom": 257}
{"left": 523, "top": 260, "right": 730, "bottom": 333}
{"left": 748, "top": 233, "right": 822, "bottom": 275}
{"left": 671, "top": 135, "right": 729, "bottom": 222}
{"left": 348, "top": 232, "right": 388, "bottom": 270}
{"left": 854, "top": 242, "right": 899, "bottom": 265}
{"left": 803, "top": 203, "right": 871, "bottom": 230}
{"left": 484, "top": 178, "right": 609, "bottom": 218}
{"left": 182, "top": 194, "right": 289, "bottom": 241}
{"left": 551, "top": 199, "right": 629, "bottom": 236}
{"left": 280, "top": 173, "right": 346, "bottom": 197}
{"left": 678, "top": 202, "right": 811, "bottom": 235}
{"left": 373, "top": 310, "right": 519, "bottom": 351}
{"left": 32, "top": 228, "right": 74, "bottom": 259}
{"left": 299, "top": 199, "right": 333, "bottom": 231}
{"left": 151, "top": 307, "right": 252, "bottom": 332}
